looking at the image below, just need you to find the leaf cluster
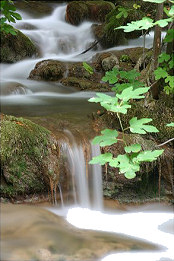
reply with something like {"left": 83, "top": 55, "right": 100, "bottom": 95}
{"left": 0, "top": 1, "right": 22, "bottom": 35}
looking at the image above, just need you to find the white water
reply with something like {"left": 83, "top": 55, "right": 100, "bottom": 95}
{"left": 60, "top": 130, "right": 103, "bottom": 209}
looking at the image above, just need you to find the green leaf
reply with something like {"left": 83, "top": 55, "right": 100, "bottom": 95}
{"left": 158, "top": 53, "right": 171, "bottom": 63}
{"left": 119, "top": 69, "right": 140, "bottom": 81}
{"left": 92, "top": 129, "right": 118, "bottom": 147}
{"left": 134, "top": 150, "right": 164, "bottom": 162}
{"left": 165, "top": 75, "right": 174, "bottom": 88}
{"left": 102, "top": 67, "right": 119, "bottom": 84}
{"left": 88, "top": 93, "right": 114, "bottom": 103}
{"left": 155, "top": 18, "right": 173, "bottom": 27}
{"left": 169, "top": 5, "right": 174, "bottom": 16}
{"left": 109, "top": 154, "right": 140, "bottom": 179}
{"left": 116, "top": 7, "right": 129, "bottom": 19}
{"left": 124, "top": 144, "right": 141, "bottom": 153}
{"left": 89, "top": 153, "right": 113, "bottom": 165}
{"left": 129, "top": 117, "right": 159, "bottom": 134}
{"left": 116, "top": 86, "right": 150, "bottom": 102}
{"left": 116, "top": 17, "right": 154, "bottom": 32}
{"left": 11, "top": 12, "right": 22, "bottom": 20}
{"left": 169, "top": 56, "right": 174, "bottom": 69}
{"left": 164, "top": 29, "right": 174, "bottom": 43}
{"left": 83, "top": 62, "right": 94, "bottom": 75}
{"left": 166, "top": 122, "right": 174, "bottom": 127}
{"left": 154, "top": 67, "right": 168, "bottom": 80}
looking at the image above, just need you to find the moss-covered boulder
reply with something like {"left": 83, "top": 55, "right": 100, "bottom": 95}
{"left": 29, "top": 60, "right": 66, "bottom": 81}
{"left": 0, "top": 30, "right": 37, "bottom": 63}
{"left": 0, "top": 114, "right": 60, "bottom": 199}
{"left": 92, "top": 6, "right": 144, "bottom": 48}
{"left": 15, "top": 1, "right": 53, "bottom": 17}
{"left": 60, "top": 77, "right": 110, "bottom": 91}
{"left": 66, "top": 1, "right": 115, "bottom": 25}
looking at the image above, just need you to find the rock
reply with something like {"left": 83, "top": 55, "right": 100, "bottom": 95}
{"left": 0, "top": 114, "right": 60, "bottom": 198}
{"left": 60, "top": 77, "right": 110, "bottom": 91}
{"left": 102, "top": 55, "right": 119, "bottom": 71}
{"left": 0, "top": 30, "right": 37, "bottom": 63}
{"left": 29, "top": 60, "right": 66, "bottom": 81}
{"left": 1, "top": 82, "right": 31, "bottom": 95}
{"left": 92, "top": 6, "right": 144, "bottom": 48}
{"left": 66, "top": 1, "right": 115, "bottom": 25}
{"left": 16, "top": 23, "right": 38, "bottom": 30}
{"left": 93, "top": 47, "right": 148, "bottom": 72}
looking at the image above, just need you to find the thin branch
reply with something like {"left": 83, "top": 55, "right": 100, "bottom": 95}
{"left": 157, "top": 137, "right": 174, "bottom": 147}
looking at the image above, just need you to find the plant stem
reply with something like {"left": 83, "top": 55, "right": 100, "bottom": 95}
{"left": 117, "top": 113, "right": 127, "bottom": 146}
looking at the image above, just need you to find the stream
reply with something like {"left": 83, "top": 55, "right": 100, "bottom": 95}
{"left": 0, "top": 3, "right": 173, "bottom": 261}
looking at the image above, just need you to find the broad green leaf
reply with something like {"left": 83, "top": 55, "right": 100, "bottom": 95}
{"left": 109, "top": 154, "right": 140, "bottom": 179}
{"left": 11, "top": 12, "right": 22, "bottom": 20}
{"left": 119, "top": 69, "right": 141, "bottom": 81}
{"left": 158, "top": 53, "right": 171, "bottom": 63}
{"left": 169, "top": 56, "right": 174, "bottom": 69}
{"left": 165, "top": 75, "right": 174, "bottom": 88}
{"left": 124, "top": 144, "right": 141, "bottom": 153}
{"left": 154, "top": 67, "right": 168, "bottom": 80}
{"left": 116, "top": 86, "right": 150, "bottom": 102}
{"left": 88, "top": 93, "right": 113, "bottom": 103}
{"left": 116, "top": 7, "right": 129, "bottom": 19}
{"left": 166, "top": 122, "right": 174, "bottom": 127}
{"left": 155, "top": 18, "right": 173, "bottom": 27}
{"left": 89, "top": 153, "right": 113, "bottom": 165}
{"left": 124, "top": 170, "right": 136, "bottom": 179}
{"left": 129, "top": 117, "right": 159, "bottom": 134}
{"left": 102, "top": 67, "right": 119, "bottom": 84}
{"left": 134, "top": 150, "right": 164, "bottom": 162}
{"left": 164, "top": 29, "right": 174, "bottom": 43}
{"left": 102, "top": 101, "right": 131, "bottom": 114}
{"left": 169, "top": 5, "right": 174, "bottom": 16}
{"left": 92, "top": 129, "right": 118, "bottom": 147}
{"left": 83, "top": 62, "right": 93, "bottom": 75}
{"left": 116, "top": 17, "right": 154, "bottom": 32}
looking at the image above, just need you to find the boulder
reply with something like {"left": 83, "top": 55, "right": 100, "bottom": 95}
{"left": 102, "top": 55, "right": 119, "bottom": 71}
{"left": 0, "top": 114, "right": 60, "bottom": 198}
{"left": 66, "top": 1, "right": 115, "bottom": 25}
{"left": 29, "top": 60, "right": 66, "bottom": 81}
{"left": 15, "top": 1, "right": 53, "bottom": 17}
{"left": 0, "top": 30, "right": 37, "bottom": 63}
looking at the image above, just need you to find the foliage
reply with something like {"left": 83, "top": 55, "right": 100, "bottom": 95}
{"left": 83, "top": 62, "right": 94, "bottom": 75}
{"left": 88, "top": 69, "right": 163, "bottom": 179}
{"left": 0, "top": 0, "right": 22, "bottom": 35}
{"left": 116, "top": 0, "right": 174, "bottom": 94}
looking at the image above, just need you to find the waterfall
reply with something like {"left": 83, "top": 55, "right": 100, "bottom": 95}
{"left": 91, "top": 144, "right": 103, "bottom": 210}
{"left": 60, "top": 130, "right": 103, "bottom": 209}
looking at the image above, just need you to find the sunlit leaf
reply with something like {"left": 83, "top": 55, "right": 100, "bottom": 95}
{"left": 89, "top": 153, "right": 113, "bottom": 165}
{"left": 155, "top": 18, "right": 173, "bottom": 27}
{"left": 92, "top": 129, "right": 118, "bottom": 146}
{"left": 124, "top": 144, "right": 141, "bottom": 153}
{"left": 116, "top": 17, "right": 154, "bottom": 32}
{"left": 133, "top": 150, "right": 164, "bottom": 162}
{"left": 166, "top": 122, "right": 174, "bottom": 127}
{"left": 102, "top": 67, "right": 119, "bottom": 84}
{"left": 116, "top": 86, "right": 150, "bottom": 102}
{"left": 83, "top": 62, "right": 94, "bottom": 75}
{"left": 129, "top": 117, "right": 159, "bottom": 134}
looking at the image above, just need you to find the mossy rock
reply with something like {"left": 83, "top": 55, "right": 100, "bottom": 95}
{"left": 66, "top": 1, "right": 115, "bottom": 25}
{"left": 61, "top": 77, "right": 110, "bottom": 91}
{"left": 0, "top": 29, "right": 37, "bottom": 63}
{"left": 29, "top": 60, "right": 66, "bottom": 81}
{"left": 92, "top": 6, "right": 145, "bottom": 48}
{"left": 15, "top": 1, "right": 53, "bottom": 17}
{"left": 0, "top": 115, "right": 60, "bottom": 198}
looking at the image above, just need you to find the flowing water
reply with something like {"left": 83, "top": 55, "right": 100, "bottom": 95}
{"left": 1, "top": 3, "right": 173, "bottom": 261}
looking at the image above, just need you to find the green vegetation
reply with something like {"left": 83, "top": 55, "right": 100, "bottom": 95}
{"left": 0, "top": 0, "right": 22, "bottom": 35}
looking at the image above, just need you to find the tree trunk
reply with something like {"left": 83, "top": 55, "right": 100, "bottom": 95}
{"left": 151, "top": 3, "right": 164, "bottom": 99}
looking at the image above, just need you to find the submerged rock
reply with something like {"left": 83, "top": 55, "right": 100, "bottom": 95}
{"left": 66, "top": 1, "right": 115, "bottom": 25}
{"left": 0, "top": 114, "right": 60, "bottom": 199}
{"left": 0, "top": 30, "right": 37, "bottom": 63}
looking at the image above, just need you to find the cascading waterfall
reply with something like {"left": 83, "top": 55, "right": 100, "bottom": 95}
{"left": 60, "top": 130, "right": 103, "bottom": 209}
